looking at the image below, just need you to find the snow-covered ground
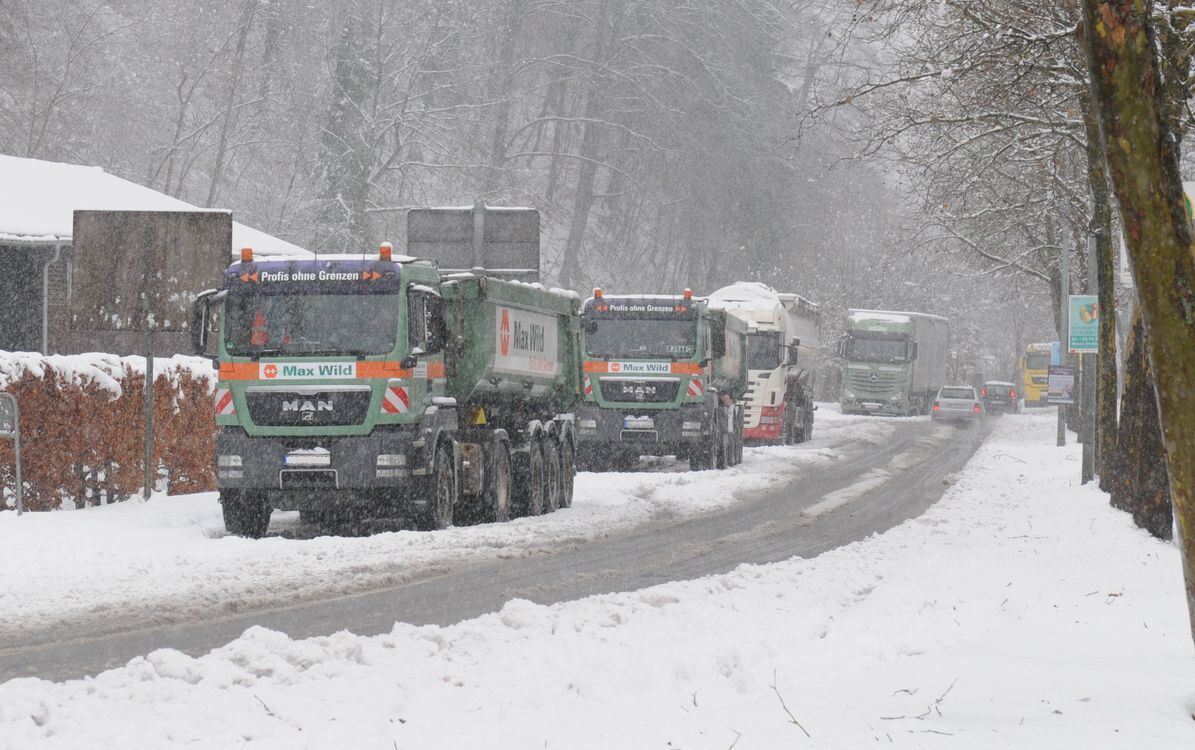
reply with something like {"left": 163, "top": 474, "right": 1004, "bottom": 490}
{"left": 2, "top": 412, "right": 1192, "bottom": 748}
{"left": 0, "top": 405, "right": 892, "bottom": 640}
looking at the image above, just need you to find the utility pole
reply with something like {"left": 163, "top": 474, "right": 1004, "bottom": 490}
{"left": 1058, "top": 245, "right": 1069, "bottom": 447}
{"left": 1081, "top": 234, "right": 1098, "bottom": 484}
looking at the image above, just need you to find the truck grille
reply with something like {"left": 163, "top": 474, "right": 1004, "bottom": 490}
{"left": 246, "top": 388, "right": 373, "bottom": 427}
{"left": 599, "top": 378, "right": 679, "bottom": 403}
{"left": 846, "top": 369, "right": 901, "bottom": 397}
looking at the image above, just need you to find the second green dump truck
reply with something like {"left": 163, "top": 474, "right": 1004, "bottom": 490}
{"left": 193, "top": 206, "right": 583, "bottom": 537}
{"left": 575, "top": 290, "right": 749, "bottom": 471}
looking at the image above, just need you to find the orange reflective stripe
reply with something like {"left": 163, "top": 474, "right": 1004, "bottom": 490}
{"left": 583, "top": 361, "right": 609, "bottom": 373}
{"left": 357, "top": 361, "right": 412, "bottom": 379}
{"left": 426, "top": 361, "right": 446, "bottom": 379}
{"left": 218, "top": 362, "right": 258, "bottom": 380}
{"left": 670, "top": 362, "right": 702, "bottom": 375}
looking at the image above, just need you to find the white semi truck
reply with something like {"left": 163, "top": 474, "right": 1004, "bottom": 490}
{"left": 708, "top": 282, "right": 821, "bottom": 444}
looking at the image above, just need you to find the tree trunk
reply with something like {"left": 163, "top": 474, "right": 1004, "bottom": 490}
{"left": 558, "top": 0, "right": 611, "bottom": 289}
{"left": 1112, "top": 307, "right": 1173, "bottom": 538}
{"left": 1081, "top": 0, "right": 1195, "bottom": 647}
{"left": 1080, "top": 94, "right": 1119, "bottom": 484}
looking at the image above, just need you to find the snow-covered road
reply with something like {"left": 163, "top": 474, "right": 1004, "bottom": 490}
{"left": 0, "top": 406, "right": 891, "bottom": 651}
{"left": 1, "top": 413, "right": 1191, "bottom": 748}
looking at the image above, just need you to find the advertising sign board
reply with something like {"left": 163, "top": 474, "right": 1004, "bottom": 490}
{"left": 1047, "top": 364, "right": 1076, "bottom": 404}
{"left": 1067, "top": 295, "right": 1098, "bottom": 354}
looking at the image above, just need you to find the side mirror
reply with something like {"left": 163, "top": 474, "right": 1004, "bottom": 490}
{"left": 837, "top": 336, "right": 847, "bottom": 358}
{"left": 425, "top": 296, "right": 446, "bottom": 355}
{"left": 401, "top": 346, "right": 426, "bottom": 370}
{"left": 190, "top": 289, "right": 222, "bottom": 358}
{"left": 709, "top": 320, "right": 726, "bottom": 358}
{"left": 910, "top": 341, "right": 919, "bottom": 360}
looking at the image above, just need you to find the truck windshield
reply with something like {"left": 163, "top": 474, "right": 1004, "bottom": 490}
{"left": 1024, "top": 353, "right": 1051, "bottom": 370}
{"left": 747, "top": 331, "right": 781, "bottom": 370}
{"left": 224, "top": 293, "right": 399, "bottom": 357}
{"left": 846, "top": 335, "right": 908, "bottom": 363}
{"left": 584, "top": 318, "right": 697, "bottom": 358}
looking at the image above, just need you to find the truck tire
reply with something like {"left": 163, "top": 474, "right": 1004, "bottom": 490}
{"left": 715, "top": 425, "right": 729, "bottom": 470}
{"left": 559, "top": 436, "right": 575, "bottom": 508}
{"left": 514, "top": 438, "right": 546, "bottom": 516}
{"left": 415, "top": 441, "right": 456, "bottom": 531}
{"left": 544, "top": 433, "right": 562, "bottom": 513}
{"left": 484, "top": 439, "right": 512, "bottom": 523}
{"left": 222, "top": 489, "right": 271, "bottom": 539}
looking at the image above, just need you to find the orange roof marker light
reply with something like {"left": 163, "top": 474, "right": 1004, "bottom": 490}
{"left": 240, "top": 247, "right": 254, "bottom": 263}
{"left": 683, "top": 288, "right": 693, "bottom": 301}
{"left": 379, "top": 241, "right": 393, "bottom": 262}
{"left": 593, "top": 287, "right": 603, "bottom": 299}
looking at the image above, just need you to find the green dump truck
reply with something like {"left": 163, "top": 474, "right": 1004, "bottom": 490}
{"left": 192, "top": 207, "right": 583, "bottom": 537}
{"left": 574, "top": 290, "right": 748, "bottom": 471}
{"left": 838, "top": 309, "right": 949, "bottom": 416}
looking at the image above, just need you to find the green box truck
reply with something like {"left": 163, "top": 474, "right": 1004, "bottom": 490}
{"left": 574, "top": 290, "right": 748, "bottom": 471}
{"left": 192, "top": 209, "right": 583, "bottom": 537}
{"left": 838, "top": 309, "right": 949, "bottom": 416}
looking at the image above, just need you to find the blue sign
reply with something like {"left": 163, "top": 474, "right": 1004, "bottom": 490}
{"left": 1068, "top": 295, "right": 1098, "bottom": 354}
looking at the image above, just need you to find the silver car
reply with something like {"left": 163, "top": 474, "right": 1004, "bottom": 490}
{"left": 931, "top": 385, "right": 986, "bottom": 425}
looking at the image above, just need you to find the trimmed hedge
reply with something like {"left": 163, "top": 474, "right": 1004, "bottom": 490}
{"left": 0, "top": 354, "right": 216, "bottom": 510}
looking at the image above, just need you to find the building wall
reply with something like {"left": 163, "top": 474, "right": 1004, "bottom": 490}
{"left": 0, "top": 245, "right": 45, "bottom": 353}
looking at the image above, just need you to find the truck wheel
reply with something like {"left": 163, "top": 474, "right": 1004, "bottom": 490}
{"left": 222, "top": 490, "right": 271, "bottom": 539}
{"left": 484, "top": 439, "right": 512, "bottom": 523}
{"left": 415, "top": 441, "right": 456, "bottom": 531}
{"left": 559, "top": 437, "right": 575, "bottom": 508}
{"left": 544, "top": 435, "right": 562, "bottom": 513}
{"left": 715, "top": 429, "right": 729, "bottom": 470}
{"left": 689, "top": 427, "right": 714, "bottom": 471}
{"left": 514, "top": 438, "right": 545, "bottom": 516}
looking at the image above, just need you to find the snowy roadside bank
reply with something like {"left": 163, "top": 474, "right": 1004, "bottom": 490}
{"left": 2, "top": 414, "right": 1191, "bottom": 748}
{"left": 0, "top": 405, "right": 890, "bottom": 640}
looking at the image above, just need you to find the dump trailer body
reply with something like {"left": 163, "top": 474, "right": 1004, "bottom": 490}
{"left": 440, "top": 275, "right": 582, "bottom": 418}
{"left": 839, "top": 309, "right": 949, "bottom": 416}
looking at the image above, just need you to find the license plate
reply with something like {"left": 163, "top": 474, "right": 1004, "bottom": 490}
{"left": 624, "top": 416, "right": 655, "bottom": 430}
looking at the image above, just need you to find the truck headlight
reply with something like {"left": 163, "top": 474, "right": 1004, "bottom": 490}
{"left": 217, "top": 454, "right": 242, "bottom": 467}
{"left": 376, "top": 453, "right": 407, "bottom": 467}
{"left": 579, "top": 419, "right": 597, "bottom": 430}
{"left": 682, "top": 420, "right": 703, "bottom": 430}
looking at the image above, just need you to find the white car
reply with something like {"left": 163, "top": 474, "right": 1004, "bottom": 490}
{"left": 931, "top": 385, "right": 985, "bottom": 425}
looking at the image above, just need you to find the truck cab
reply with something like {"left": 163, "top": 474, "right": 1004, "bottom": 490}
{"left": 1018, "top": 342, "right": 1060, "bottom": 406}
{"left": 839, "top": 310, "right": 948, "bottom": 416}
{"left": 193, "top": 247, "right": 457, "bottom": 535}
{"left": 575, "top": 289, "right": 745, "bottom": 471}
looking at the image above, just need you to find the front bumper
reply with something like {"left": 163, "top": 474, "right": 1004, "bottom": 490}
{"left": 215, "top": 427, "right": 418, "bottom": 506}
{"left": 574, "top": 403, "right": 709, "bottom": 453}
{"left": 841, "top": 397, "right": 908, "bottom": 416}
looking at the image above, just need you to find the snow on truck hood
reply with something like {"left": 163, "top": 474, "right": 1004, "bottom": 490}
{"left": 0, "top": 153, "right": 310, "bottom": 257}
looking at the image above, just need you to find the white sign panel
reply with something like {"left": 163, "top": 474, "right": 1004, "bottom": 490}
{"left": 607, "top": 361, "right": 671, "bottom": 375}
{"left": 494, "top": 305, "right": 559, "bottom": 376}
{"left": 258, "top": 362, "right": 358, "bottom": 380}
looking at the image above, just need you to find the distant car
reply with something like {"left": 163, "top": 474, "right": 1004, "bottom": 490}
{"left": 931, "top": 385, "right": 985, "bottom": 426}
{"left": 981, "top": 381, "right": 1020, "bottom": 415}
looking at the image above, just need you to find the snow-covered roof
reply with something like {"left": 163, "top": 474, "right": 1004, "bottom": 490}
{"left": 848, "top": 309, "right": 947, "bottom": 324}
{"left": 707, "top": 281, "right": 781, "bottom": 310}
{"left": 0, "top": 154, "right": 310, "bottom": 257}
